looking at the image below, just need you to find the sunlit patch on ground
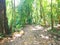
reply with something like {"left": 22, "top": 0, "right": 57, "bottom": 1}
{"left": 24, "top": 25, "right": 44, "bottom": 31}
{"left": 40, "top": 34, "right": 49, "bottom": 39}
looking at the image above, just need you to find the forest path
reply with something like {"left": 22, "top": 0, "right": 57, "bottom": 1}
{"left": 20, "top": 25, "right": 56, "bottom": 45}
{"left": 0, "top": 25, "right": 57, "bottom": 45}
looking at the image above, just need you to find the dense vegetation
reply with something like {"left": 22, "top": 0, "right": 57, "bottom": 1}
{"left": 0, "top": 0, "right": 60, "bottom": 37}
{"left": 6, "top": 0, "right": 60, "bottom": 30}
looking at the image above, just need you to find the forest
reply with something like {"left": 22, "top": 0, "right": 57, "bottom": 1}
{"left": 0, "top": 0, "right": 60, "bottom": 45}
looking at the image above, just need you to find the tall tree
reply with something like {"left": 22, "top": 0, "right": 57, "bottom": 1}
{"left": 40, "top": 0, "right": 46, "bottom": 26}
{"left": 57, "top": 0, "right": 60, "bottom": 24}
{"left": 0, "top": 0, "right": 11, "bottom": 34}
{"left": 51, "top": 0, "right": 54, "bottom": 29}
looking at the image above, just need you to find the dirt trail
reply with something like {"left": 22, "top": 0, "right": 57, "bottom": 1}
{"left": 0, "top": 25, "right": 58, "bottom": 45}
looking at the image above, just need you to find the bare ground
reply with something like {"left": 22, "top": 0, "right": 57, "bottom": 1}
{"left": 0, "top": 25, "right": 59, "bottom": 45}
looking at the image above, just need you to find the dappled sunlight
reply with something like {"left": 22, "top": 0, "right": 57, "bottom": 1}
{"left": 24, "top": 25, "right": 44, "bottom": 31}
{"left": 15, "top": 0, "right": 20, "bottom": 7}
{"left": 40, "top": 34, "right": 49, "bottom": 39}
{"left": 34, "top": 25, "right": 44, "bottom": 30}
{"left": 0, "top": 0, "right": 60, "bottom": 45}
{"left": 13, "top": 30, "right": 24, "bottom": 38}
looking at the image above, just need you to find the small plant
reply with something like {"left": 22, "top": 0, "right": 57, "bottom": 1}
{"left": 0, "top": 33, "right": 4, "bottom": 40}
{"left": 48, "top": 28, "right": 60, "bottom": 35}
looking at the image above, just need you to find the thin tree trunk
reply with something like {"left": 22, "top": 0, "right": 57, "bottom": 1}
{"left": 51, "top": 0, "right": 54, "bottom": 29}
{"left": 40, "top": 0, "right": 46, "bottom": 26}
{"left": 40, "top": 0, "right": 42, "bottom": 19}
{"left": 58, "top": 16, "right": 60, "bottom": 24}
{"left": 58, "top": 0, "right": 60, "bottom": 24}
{"left": 10, "top": 0, "right": 14, "bottom": 31}
{"left": 13, "top": 0, "right": 16, "bottom": 28}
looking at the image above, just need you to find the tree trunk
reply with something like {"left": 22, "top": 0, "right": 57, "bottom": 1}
{"left": 51, "top": 0, "right": 54, "bottom": 29}
{"left": 58, "top": 0, "right": 60, "bottom": 24}
{"left": 0, "top": 0, "right": 11, "bottom": 35}
{"left": 58, "top": 16, "right": 60, "bottom": 24}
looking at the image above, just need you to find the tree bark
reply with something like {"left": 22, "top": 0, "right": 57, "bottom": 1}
{"left": 0, "top": 0, "right": 11, "bottom": 35}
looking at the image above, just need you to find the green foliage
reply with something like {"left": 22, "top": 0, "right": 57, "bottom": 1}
{"left": 6, "top": 0, "right": 59, "bottom": 32}
{"left": 48, "top": 28, "right": 60, "bottom": 34}
{"left": 0, "top": 33, "right": 4, "bottom": 38}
